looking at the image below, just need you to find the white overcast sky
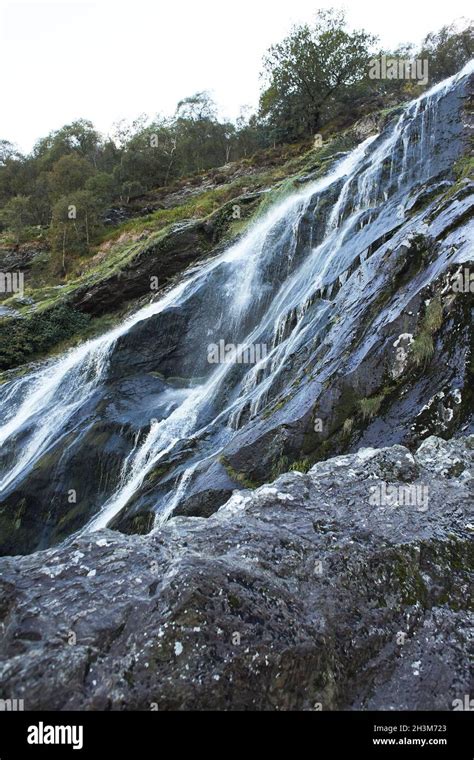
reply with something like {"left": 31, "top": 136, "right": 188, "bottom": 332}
{"left": 1, "top": 0, "right": 472, "bottom": 153}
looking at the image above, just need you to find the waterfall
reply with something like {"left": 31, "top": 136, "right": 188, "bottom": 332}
{"left": 0, "top": 61, "right": 472, "bottom": 541}
{"left": 83, "top": 138, "right": 379, "bottom": 532}
{"left": 0, "top": 280, "right": 190, "bottom": 493}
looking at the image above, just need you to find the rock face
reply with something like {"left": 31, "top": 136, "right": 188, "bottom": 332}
{"left": 0, "top": 436, "right": 472, "bottom": 711}
{"left": 0, "top": 67, "right": 473, "bottom": 557}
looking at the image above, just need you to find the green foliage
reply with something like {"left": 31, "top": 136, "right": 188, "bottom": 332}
{"left": 411, "top": 333, "right": 435, "bottom": 366}
{"left": 0, "top": 304, "right": 90, "bottom": 370}
{"left": 220, "top": 457, "right": 259, "bottom": 489}
{"left": 85, "top": 172, "right": 118, "bottom": 205}
{"left": 51, "top": 190, "right": 103, "bottom": 271}
{"left": 259, "top": 9, "right": 377, "bottom": 142}
{"left": 0, "top": 15, "right": 469, "bottom": 254}
{"left": 33, "top": 119, "right": 101, "bottom": 170}
{"left": 0, "top": 195, "right": 33, "bottom": 242}
{"left": 289, "top": 459, "right": 312, "bottom": 473}
{"left": 0, "top": 10, "right": 470, "bottom": 354}
{"left": 272, "top": 455, "right": 291, "bottom": 479}
{"left": 453, "top": 154, "right": 474, "bottom": 183}
{"left": 423, "top": 298, "right": 444, "bottom": 334}
{"left": 0, "top": 140, "right": 21, "bottom": 165}
{"left": 120, "top": 180, "right": 145, "bottom": 203}
{"left": 359, "top": 394, "right": 385, "bottom": 420}
{"left": 49, "top": 154, "right": 94, "bottom": 199}
{"left": 409, "top": 298, "right": 443, "bottom": 368}
{"left": 342, "top": 418, "right": 354, "bottom": 437}
{"left": 29, "top": 174, "right": 53, "bottom": 226}
{"left": 420, "top": 22, "right": 473, "bottom": 83}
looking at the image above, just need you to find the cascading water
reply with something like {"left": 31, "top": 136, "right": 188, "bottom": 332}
{"left": 0, "top": 61, "right": 472, "bottom": 548}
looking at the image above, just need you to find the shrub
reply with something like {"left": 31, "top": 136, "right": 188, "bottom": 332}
{"left": 342, "top": 418, "right": 354, "bottom": 437}
{"left": 0, "top": 304, "right": 90, "bottom": 370}
{"left": 411, "top": 333, "right": 435, "bottom": 366}
{"left": 423, "top": 298, "right": 443, "bottom": 334}
{"left": 359, "top": 394, "right": 385, "bottom": 421}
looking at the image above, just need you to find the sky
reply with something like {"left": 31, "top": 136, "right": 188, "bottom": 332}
{"left": 1, "top": 0, "right": 472, "bottom": 153}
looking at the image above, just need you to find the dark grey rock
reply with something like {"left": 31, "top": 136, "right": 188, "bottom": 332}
{"left": 0, "top": 436, "right": 472, "bottom": 711}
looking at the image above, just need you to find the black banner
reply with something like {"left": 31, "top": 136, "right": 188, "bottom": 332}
{"left": 0, "top": 711, "right": 471, "bottom": 757}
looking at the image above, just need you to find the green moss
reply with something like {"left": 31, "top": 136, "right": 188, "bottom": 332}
{"left": 391, "top": 556, "right": 428, "bottom": 607}
{"left": 271, "top": 455, "right": 290, "bottom": 480}
{"left": 453, "top": 153, "right": 474, "bottom": 184}
{"left": 342, "top": 418, "right": 354, "bottom": 437}
{"left": 262, "top": 397, "right": 289, "bottom": 420}
{"left": 144, "top": 461, "right": 174, "bottom": 485}
{"left": 405, "top": 297, "right": 443, "bottom": 370}
{"left": 423, "top": 298, "right": 443, "bottom": 334}
{"left": 359, "top": 394, "right": 385, "bottom": 421}
{"left": 227, "top": 594, "right": 242, "bottom": 610}
{"left": 289, "top": 459, "right": 312, "bottom": 474}
{"left": 411, "top": 333, "right": 435, "bottom": 366}
{"left": 219, "top": 457, "right": 259, "bottom": 490}
{"left": 440, "top": 150, "right": 474, "bottom": 203}
{"left": 380, "top": 103, "right": 407, "bottom": 118}
{"left": 128, "top": 513, "right": 155, "bottom": 535}
{"left": 255, "top": 177, "right": 299, "bottom": 218}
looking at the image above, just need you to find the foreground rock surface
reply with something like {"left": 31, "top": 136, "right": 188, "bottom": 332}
{"left": 0, "top": 435, "right": 472, "bottom": 711}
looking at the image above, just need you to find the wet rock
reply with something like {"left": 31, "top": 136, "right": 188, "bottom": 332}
{"left": 172, "top": 461, "right": 238, "bottom": 519}
{"left": 1, "top": 67, "right": 473, "bottom": 553}
{"left": 71, "top": 221, "right": 215, "bottom": 317}
{"left": 0, "top": 436, "right": 471, "bottom": 711}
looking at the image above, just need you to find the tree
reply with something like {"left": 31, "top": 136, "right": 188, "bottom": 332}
{"left": 49, "top": 154, "right": 94, "bottom": 199}
{"left": 85, "top": 172, "right": 118, "bottom": 205}
{"left": 259, "top": 9, "right": 377, "bottom": 142}
{"left": 120, "top": 180, "right": 145, "bottom": 204}
{"left": 33, "top": 119, "right": 101, "bottom": 170}
{"left": 420, "top": 20, "right": 473, "bottom": 84}
{"left": 173, "top": 93, "right": 237, "bottom": 173}
{"left": 51, "top": 190, "right": 102, "bottom": 273}
{"left": 174, "top": 116, "right": 234, "bottom": 174}
{"left": 0, "top": 144, "right": 29, "bottom": 207}
{"left": 29, "top": 173, "right": 53, "bottom": 226}
{"left": 0, "top": 140, "right": 22, "bottom": 166}
{"left": 0, "top": 196, "right": 32, "bottom": 243}
{"left": 176, "top": 91, "right": 217, "bottom": 122}
{"left": 117, "top": 119, "right": 178, "bottom": 191}
{"left": 233, "top": 108, "right": 267, "bottom": 157}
